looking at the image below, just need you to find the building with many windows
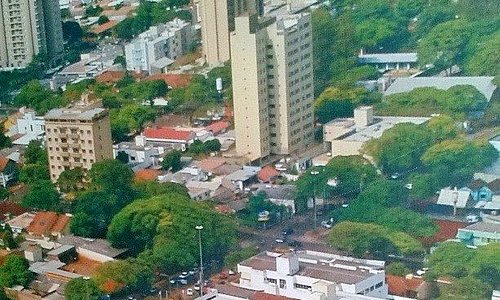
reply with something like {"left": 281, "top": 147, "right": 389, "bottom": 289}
{"left": 0, "top": 0, "right": 63, "bottom": 69}
{"left": 44, "top": 102, "right": 113, "bottom": 181}
{"left": 124, "top": 19, "right": 193, "bottom": 74}
{"left": 231, "top": 8, "right": 314, "bottom": 163}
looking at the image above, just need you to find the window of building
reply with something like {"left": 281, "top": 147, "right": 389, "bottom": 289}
{"left": 375, "top": 282, "right": 383, "bottom": 288}
{"left": 294, "top": 283, "right": 311, "bottom": 290}
{"left": 279, "top": 280, "right": 286, "bottom": 289}
{"left": 267, "top": 278, "right": 277, "bottom": 284}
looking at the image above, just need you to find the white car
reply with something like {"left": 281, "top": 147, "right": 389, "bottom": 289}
{"left": 466, "top": 214, "right": 479, "bottom": 223}
{"left": 186, "top": 288, "right": 193, "bottom": 296}
{"left": 321, "top": 220, "right": 333, "bottom": 229}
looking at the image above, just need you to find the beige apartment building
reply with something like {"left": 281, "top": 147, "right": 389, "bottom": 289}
{"left": 231, "top": 10, "right": 314, "bottom": 163}
{"left": 0, "top": 0, "right": 63, "bottom": 69}
{"left": 45, "top": 104, "right": 113, "bottom": 182}
{"left": 199, "top": 0, "right": 261, "bottom": 66}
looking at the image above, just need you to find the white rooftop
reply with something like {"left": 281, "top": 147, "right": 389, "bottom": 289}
{"left": 358, "top": 52, "right": 418, "bottom": 64}
{"left": 437, "top": 187, "right": 472, "bottom": 208}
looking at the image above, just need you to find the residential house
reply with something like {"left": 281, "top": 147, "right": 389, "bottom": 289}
{"left": 357, "top": 51, "right": 418, "bottom": 72}
{"left": 0, "top": 201, "right": 27, "bottom": 223}
{"left": 222, "top": 166, "right": 260, "bottom": 192}
{"left": 257, "top": 166, "right": 280, "bottom": 183}
{"left": 206, "top": 121, "right": 230, "bottom": 136}
{"left": 29, "top": 260, "right": 82, "bottom": 283}
{"left": 195, "top": 157, "right": 227, "bottom": 175}
{"left": 385, "top": 274, "right": 424, "bottom": 299}
{"left": 143, "top": 127, "right": 196, "bottom": 151}
{"left": 164, "top": 166, "right": 208, "bottom": 184}
{"left": 26, "top": 212, "right": 71, "bottom": 239}
{"left": 456, "top": 222, "right": 500, "bottom": 246}
{"left": 0, "top": 157, "right": 18, "bottom": 188}
{"left": 201, "top": 250, "right": 388, "bottom": 300}
{"left": 113, "top": 135, "right": 168, "bottom": 169}
{"left": 254, "top": 184, "right": 297, "bottom": 214}
{"left": 5, "top": 212, "right": 35, "bottom": 234}
{"left": 185, "top": 178, "right": 222, "bottom": 201}
{"left": 57, "top": 235, "right": 127, "bottom": 262}
{"left": 436, "top": 187, "right": 473, "bottom": 215}
{"left": 469, "top": 179, "right": 494, "bottom": 202}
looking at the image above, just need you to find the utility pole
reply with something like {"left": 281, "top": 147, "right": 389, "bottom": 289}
{"left": 196, "top": 225, "right": 204, "bottom": 296}
{"left": 311, "top": 170, "right": 319, "bottom": 229}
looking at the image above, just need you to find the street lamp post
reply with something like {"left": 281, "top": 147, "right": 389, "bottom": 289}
{"left": 195, "top": 225, "right": 204, "bottom": 296}
{"left": 310, "top": 170, "right": 319, "bottom": 229}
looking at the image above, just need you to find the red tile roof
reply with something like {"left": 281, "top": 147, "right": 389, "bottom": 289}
{"left": 91, "top": 20, "right": 118, "bottom": 35}
{"left": 196, "top": 158, "right": 226, "bottom": 173}
{"left": 26, "top": 212, "right": 70, "bottom": 237}
{"left": 144, "top": 73, "right": 192, "bottom": 88}
{"left": 0, "top": 157, "right": 10, "bottom": 172}
{"left": 143, "top": 127, "right": 194, "bottom": 142}
{"left": 258, "top": 166, "right": 280, "bottom": 183}
{"left": 96, "top": 71, "right": 146, "bottom": 84}
{"left": 421, "top": 219, "right": 467, "bottom": 247}
{"left": 134, "top": 169, "right": 161, "bottom": 182}
{"left": 386, "top": 275, "right": 423, "bottom": 297}
{"left": 206, "top": 121, "right": 230, "bottom": 135}
{"left": 252, "top": 292, "right": 295, "bottom": 300}
{"left": 0, "top": 201, "right": 27, "bottom": 222}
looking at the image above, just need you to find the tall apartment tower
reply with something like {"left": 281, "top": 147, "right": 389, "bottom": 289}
{"left": 199, "top": 0, "right": 262, "bottom": 66}
{"left": 45, "top": 103, "right": 113, "bottom": 182}
{"left": 231, "top": 11, "right": 314, "bottom": 162}
{"left": 0, "top": 0, "right": 63, "bottom": 69}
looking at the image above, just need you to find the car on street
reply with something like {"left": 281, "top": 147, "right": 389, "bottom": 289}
{"left": 275, "top": 237, "right": 285, "bottom": 243}
{"left": 186, "top": 288, "right": 193, "bottom": 296}
{"left": 321, "top": 219, "right": 334, "bottom": 229}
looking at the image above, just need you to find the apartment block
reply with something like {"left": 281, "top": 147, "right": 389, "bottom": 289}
{"left": 199, "top": 0, "right": 262, "bottom": 66}
{"left": 0, "top": 0, "right": 63, "bottom": 69}
{"left": 45, "top": 104, "right": 113, "bottom": 182}
{"left": 125, "top": 19, "right": 193, "bottom": 74}
{"left": 231, "top": 10, "right": 314, "bottom": 162}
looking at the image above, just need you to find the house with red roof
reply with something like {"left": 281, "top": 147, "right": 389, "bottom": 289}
{"left": 143, "top": 127, "right": 195, "bottom": 151}
{"left": 386, "top": 275, "right": 424, "bottom": 298}
{"left": 206, "top": 121, "right": 230, "bottom": 136}
{"left": 0, "top": 156, "right": 18, "bottom": 188}
{"left": 144, "top": 73, "right": 192, "bottom": 89}
{"left": 26, "top": 212, "right": 71, "bottom": 239}
{"left": 257, "top": 166, "right": 280, "bottom": 183}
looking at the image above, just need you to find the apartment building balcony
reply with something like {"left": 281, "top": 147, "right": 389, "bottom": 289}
{"left": 70, "top": 152, "right": 81, "bottom": 158}
{"left": 69, "top": 133, "right": 80, "bottom": 139}
{"left": 72, "top": 162, "right": 83, "bottom": 168}
{"left": 60, "top": 152, "right": 70, "bottom": 158}
{"left": 61, "top": 161, "right": 70, "bottom": 167}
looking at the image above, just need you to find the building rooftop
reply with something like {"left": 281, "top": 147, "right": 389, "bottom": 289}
{"left": 257, "top": 166, "right": 280, "bottom": 183}
{"left": 437, "top": 187, "right": 471, "bottom": 208}
{"left": 144, "top": 73, "right": 192, "bottom": 88}
{"left": 384, "top": 76, "right": 496, "bottom": 101}
{"left": 45, "top": 105, "right": 107, "bottom": 121}
{"left": 0, "top": 201, "right": 27, "bottom": 222}
{"left": 6, "top": 212, "right": 35, "bottom": 230}
{"left": 461, "top": 222, "right": 500, "bottom": 234}
{"left": 326, "top": 116, "right": 429, "bottom": 142}
{"left": 239, "top": 251, "right": 385, "bottom": 285}
{"left": 254, "top": 184, "right": 296, "bottom": 200}
{"left": 143, "top": 127, "right": 194, "bottom": 142}
{"left": 358, "top": 52, "right": 418, "bottom": 64}
{"left": 26, "top": 212, "right": 70, "bottom": 236}
{"left": 57, "top": 236, "right": 127, "bottom": 259}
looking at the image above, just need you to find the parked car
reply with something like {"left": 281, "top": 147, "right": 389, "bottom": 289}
{"left": 466, "top": 214, "right": 479, "bottom": 223}
{"left": 194, "top": 284, "right": 200, "bottom": 291}
{"left": 275, "top": 237, "right": 286, "bottom": 243}
{"left": 321, "top": 218, "right": 334, "bottom": 229}
{"left": 186, "top": 288, "right": 193, "bottom": 296}
{"left": 390, "top": 173, "right": 401, "bottom": 180}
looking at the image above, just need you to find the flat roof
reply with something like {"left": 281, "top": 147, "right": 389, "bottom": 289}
{"left": 326, "top": 116, "right": 429, "bottom": 142}
{"left": 358, "top": 53, "right": 417, "bottom": 64}
{"left": 57, "top": 236, "right": 127, "bottom": 258}
{"left": 462, "top": 222, "right": 500, "bottom": 234}
{"left": 239, "top": 251, "right": 384, "bottom": 285}
{"left": 45, "top": 106, "right": 107, "bottom": 121}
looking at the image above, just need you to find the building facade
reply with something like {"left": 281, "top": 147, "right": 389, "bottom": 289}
{"left": 45, "top": 104, "right": 113, "bottom": 181}
{"left": 231, "top": 11, "right": 314, "bottom": 162}
{"left": 0, "top": 0, "right": 63, "bottom": 69}
{"left": 125, "top": 19, "right": 193, "bottom": 74}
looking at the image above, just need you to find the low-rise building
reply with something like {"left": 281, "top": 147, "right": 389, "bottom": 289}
{"left": 357, "top": 51, "right": 418, "bottom": 72}
{"left": 323, "top": 106, "right": 429, "bottom": 158}
{"left": 125, "top": 19, "right": 194, "bottom": 74}
{"left": 143, "top": 127, "right": 196, "bottom": 151}
{"left": 254, "top": 184, "right": 297, "bottom": 214}
{"left": 7, "top": 108, "right": 45, "bottom": 146}
{"left": 223, "top": 166, "right": 261, "bottom": 192}
{"left": 436, "top": 187, "right": 473, "bottom": 215}
{"left": 202, "top": 250, "right": 388, "bottom": 300}
{"left": 0, "top": 157, "right": 18, "bottom": 188}
{"left": 26, "top": 212, "right": 71, "bottom": 239}
{"left": 456, "top": 222, "right": 500, "bottom": 246}
{"left": 5, "top": 212, "right": 35, "bottom": 234}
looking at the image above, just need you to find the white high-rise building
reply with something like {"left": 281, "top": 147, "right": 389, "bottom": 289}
{"left": 231, "top": 8, "right": 314, "bottom": 163}
{"left": 0, "top": 0, "right": 63, "bottom": 69}
{"left": 125, "top": 19, "right": 193, "bottom": 74}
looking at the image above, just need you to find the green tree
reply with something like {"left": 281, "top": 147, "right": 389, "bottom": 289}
{"left": 19, "top": 164, "right": 50, "bottom": 185}
{"left": 22, "top": 180, "right": 60, "bottom": 210}
{"left": 133, "top": 181, "right": 189, "bottom": 198}
{"left": 62, "top": 21, "right": 83, "bottom": 43}
{"left": 355, "top": 18, "right": 398, "bottom": 50}
{"left": 57, "top": 167, "right": 85, "bottom": 193}
{"left": 2, "top": 225, "right": 17, "bottom": 249}
{"left": 315, "top": 99, "right": 353, "bottom": 124}
{"left": 107, "top": 194, "right": 237, "bottom": 273}
{"left": 417, "top": 20, "right": 470, "bottom": 73}
{"left": 89, "top": 159, "right": 134, "bottom": 200}
{"left": 24, "top": 140, "right": 48, "bottom": 165}
{"left": 161, "top": 150, "right": 182, "bottom": 172}
{"left": 0, "top": 255, "right": 33, "bottom": 287}
{"left": 224, "top": 247, "right": 259, "bottom": 267}
{"left": 85, "top": 5, "right": 103, "bottom": 17}
{"left": 94, "top": 259, "right": 154, "bottom": 294}
{"left": 426, "top": 242, "right": 474, "bottom": 278}
{"left": 188, "top": 140, "right": 206, "bottom": 155}
{"left": 0, "top": 126, "right": 11, "bottom": 150}
{"left": 97, "top": 15, "right": 109, "bottom": 25}
{"left": 204, "top": 139, "right": 221, "bottom": 152}
{"left": 386, "top": 262, "right": 411, "bottom": 276}
{"left": 364, "top": 123, "right": 433, "bottom": 173}
{"left": 437, "top": 276, "right": 492, "bottom": 300}
{"left": 113, "top": 56, "right": 127, "bottom": 68}
{"left": 464, "top": 32, "right": 500, "bottom": 75}
{"left": 116, "top": 151, "right": 129, "bottom": 164}
{"left": 65, "top": 278, "right": 102, "bottom": 300}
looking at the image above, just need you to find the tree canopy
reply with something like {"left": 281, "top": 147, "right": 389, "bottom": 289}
{"left": 65, "top": 278, "right": 102, "bottom": 300}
